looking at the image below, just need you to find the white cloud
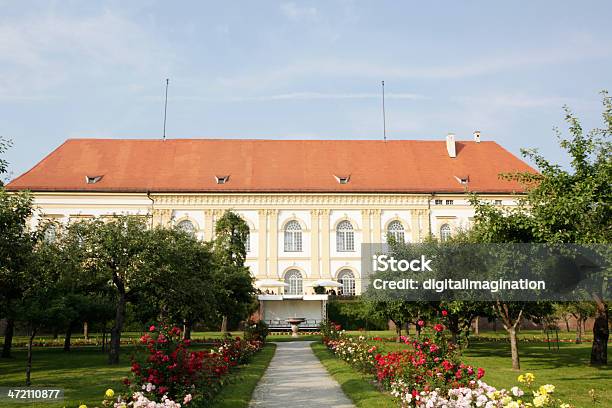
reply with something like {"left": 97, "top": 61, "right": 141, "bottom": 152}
{"left": 280, "top": 2, "right": 318, "bottom": 21}
{"left": 215, "top": 39, "right": 612, "bottom": 92}
{"left": 0, "top": 10, "right": 171, "bottom": 101}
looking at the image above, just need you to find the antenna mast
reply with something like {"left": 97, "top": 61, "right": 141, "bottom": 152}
{"left": 382, "top": 80, "right": 386, "bottom": 142}
{"left": 163, "top": 78, "right": 169, "bottom": 140}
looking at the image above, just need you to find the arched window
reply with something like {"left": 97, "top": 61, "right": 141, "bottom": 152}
{"left": 245, "top": 230, "right": 251, "bottom": 253}
{"left": 440, "top": 224, "right": 452, "bottom": 242}
{"left": 336, "top": 220, "right": 355, "bottom": 252}
{"left": 43, "top": 224, "right": 58, "bottom": 243}
{"left": 284, "top": 269, "right": 303, "bottom": 295}
{"left": 338, "top": 269, "right": 355, "bottom": 296}
{"left": 177, "top": 219, "right": 195, "bottom": 235}
{"left": 284, "top": 220, "right": 302, "bottom": 252}
{"left": 387, "top": 220, "right": 405, "bottom": 243}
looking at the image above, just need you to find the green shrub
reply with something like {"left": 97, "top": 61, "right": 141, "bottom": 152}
{"left": 244, "top": 320, "right": 269, "bottom": 342}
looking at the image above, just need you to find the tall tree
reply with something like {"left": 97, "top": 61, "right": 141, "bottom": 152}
{"left": 0, "top": 188, "right": 34, "bottom": 358}
{"left": 82, "top": 216, "right": 152, "bottom": 364}
{"left": 469, "top": 91, "right": 611, "bottom": 366}
{"left": 144, "top": 226, "right": 216, "bottom": 339}
{"left": 501, "top": 92, "right": 611, "bottom": 365}
{"left": 213, "top": 211, "right": 255, "bottom": 332}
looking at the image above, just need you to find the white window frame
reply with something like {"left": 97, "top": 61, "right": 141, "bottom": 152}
{"left": 440, "top": 224, "right": 452, "bottom": 242}
{"left": 284, "top": 220, "right": 303, "bottom": 252}
{"left": 338, "top": 269, "right": 356, "bottom": 296}
{"left": 284, "top": 269, "right": 303, "bottom": 295}
{"left": 336, "top": 220, "right": 355, "bottom": 252}
{"left": 387, "top": 220, "right": 405, "bottom": 243}
{"left": 177, "top": 219, "right": 196, "bottom": 235}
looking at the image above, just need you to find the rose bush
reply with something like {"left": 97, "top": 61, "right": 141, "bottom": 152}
{"left": 321, "top": 318, "right": 573, "bottom": 407}
{"left": 103, "top": 324, "right": 263, "bottom": 407}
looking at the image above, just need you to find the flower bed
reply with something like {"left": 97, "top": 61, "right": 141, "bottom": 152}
{"left": 102, "top": 324, "right": 264, "bottom": 407}
{"left": 320, "top": 318, "right": 574, "bottom": 407}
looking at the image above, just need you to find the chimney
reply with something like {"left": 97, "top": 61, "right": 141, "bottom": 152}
{"left": 446, "top": 133, "right": 456, "bottom": 158}
{"left": 474, "top": 130, "right": 481, "bottom": 143}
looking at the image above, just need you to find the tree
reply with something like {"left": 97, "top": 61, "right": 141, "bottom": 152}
{"left": 18, "top": 230, "right": 66, "bottom": 385}
{"left": 568, "top": 302, "right": 596, "bottom": 344}
{"left": 0, "top": 188, "right": 34, "bottom": 358}
{"left": 498, "top": 91, "right": 611, "bottom": 365}
{"left": 82, "top": 216, "right": 152, "bottom": 364}
{"left": 53, "top": 221, "right": 115, "bottom": 352}
{"left": 144, "top": 226, "right": 216, "bottom": 339}
{"left": 0, "top": 136, "right": 11, "bottom": 184}
{"left": 213, "top": 211, "right": 256, "bottom": 332}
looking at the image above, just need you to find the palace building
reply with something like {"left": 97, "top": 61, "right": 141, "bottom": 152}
{"left": 7, "top": 135, "right": 534, "bottom": 329}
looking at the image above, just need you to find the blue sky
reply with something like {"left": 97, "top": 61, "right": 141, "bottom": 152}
{"left": 2, "top": 1, "right": 612, "bottom": 180}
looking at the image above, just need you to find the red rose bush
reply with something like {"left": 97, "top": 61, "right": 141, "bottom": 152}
{"left": 322, "top": 317, "right": 573, "bottom": 407}
{"left": 104, "top": 324, "right": 263, "bottom": 407}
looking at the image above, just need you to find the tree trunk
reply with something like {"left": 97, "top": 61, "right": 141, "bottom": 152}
{"left": 25, "top": 328, "right": 36, "bottom": 386}
{"left": 1, "top": 318, "right": 14, "bottom": 358}
{"left": 575, "top": 316, "right": 583, "bottom": 344}
{"left": 108, "top": 291, "right": 126, "bottom": 365}
{"left": 448, "top": 315, "right": 460, "bottom": 345}
{"left": 395, "top": 323, "right": 402, "bottom": 343}
{"left": 474, "top": 316, "right": 480, "bottom": 336}
{"left": 590, "top": 299, "right": 609, "bottom": 365}
{"left": 508, "top": 326, "right": 520, "bottom": 371}
{"left": 183, "top": 320, "right": 192, "bottom": 340}
{"left": 564, "top": 317, "right": 570, "bottom": 332}
{"left": 220, "top": 315, "right": 228, "bottom": 333}
{"left": 83, "top": 322, "right": 88, "bottom": 340}
{"left": 63, "top": 323, "right": 73, "bottom": 352}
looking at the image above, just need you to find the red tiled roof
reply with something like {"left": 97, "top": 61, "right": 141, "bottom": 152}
{"left": 6, "top": 139, "right": 535, "bottom": 193}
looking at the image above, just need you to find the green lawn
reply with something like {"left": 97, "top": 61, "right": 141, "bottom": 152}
{"left": 209, "top": 343, "right": 276, "bottom": 408}
{"left": 311, "top": 342, "right": 396, "bottom": 408}
{"left": 2, "top": 330, "right": 610, "bottom": 407}
{"left": 462, "top": 342, "right": 610, "bottom": 407}
{"left": 0, "top": 341, "right": 276, "bottom": 408}
{"left": 326, "top": 337, "right": 611, "bottom": 408}
{"left": 0, "top": 347, "right": 132, "bottom": 408}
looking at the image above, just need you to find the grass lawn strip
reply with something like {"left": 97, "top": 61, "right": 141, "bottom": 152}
{"left": 210, "top": 343, "right": 276, "bottom": 408}
{"left": 311, "top": 342, "right": 396, "bottom": 408}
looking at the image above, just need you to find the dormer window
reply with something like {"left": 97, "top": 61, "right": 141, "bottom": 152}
{"left": 215, "top": 175, "right": 229, "bottom": 184}
{"left": 85, "top": 175, "right": 103, "bottom": 184}
{"left": 334, "top": 175, "right": 350, "bottom": 184}
{"left": 455, "top": 175, "right": 469, "bottom": 185}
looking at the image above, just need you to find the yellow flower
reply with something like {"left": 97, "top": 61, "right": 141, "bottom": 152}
{"left": 78, "top": 405, "right": 88, "bottom": 408}
{"left": 560, "top": 404, "right": 571, "bottom": 408}
{"left": 105, "top": 389, "right": 115, "bottom": 398}
{"left": 539, "top": 384, "right": 555, "bottom": 395}
{"left": 518, "top": 374, "right": 525, "bottom": 383}
{"left": 525, "top": 373, "right": 535, "bottom": 383}
{"left": 504, "top": 401, "right": 520, "bottom": 408}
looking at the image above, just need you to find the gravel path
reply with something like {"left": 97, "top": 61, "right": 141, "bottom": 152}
{"left": 249, "top": 341, "right": 355, "bottom": 408}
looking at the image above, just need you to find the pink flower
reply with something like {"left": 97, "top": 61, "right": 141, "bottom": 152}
{"left": 417, "top": 320, "right": 425, "bottom": 327}
{"left": 433, "top": 324, "right": 444, "bottom": 332}
{"left": 149, "top": 325, "right": 156, "bottom": 332}
{"left": 441, "top": 310, "right": 448, "bottom": 316}
{"left": 183, "top": 394, "right": 193, "bottom": 404}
